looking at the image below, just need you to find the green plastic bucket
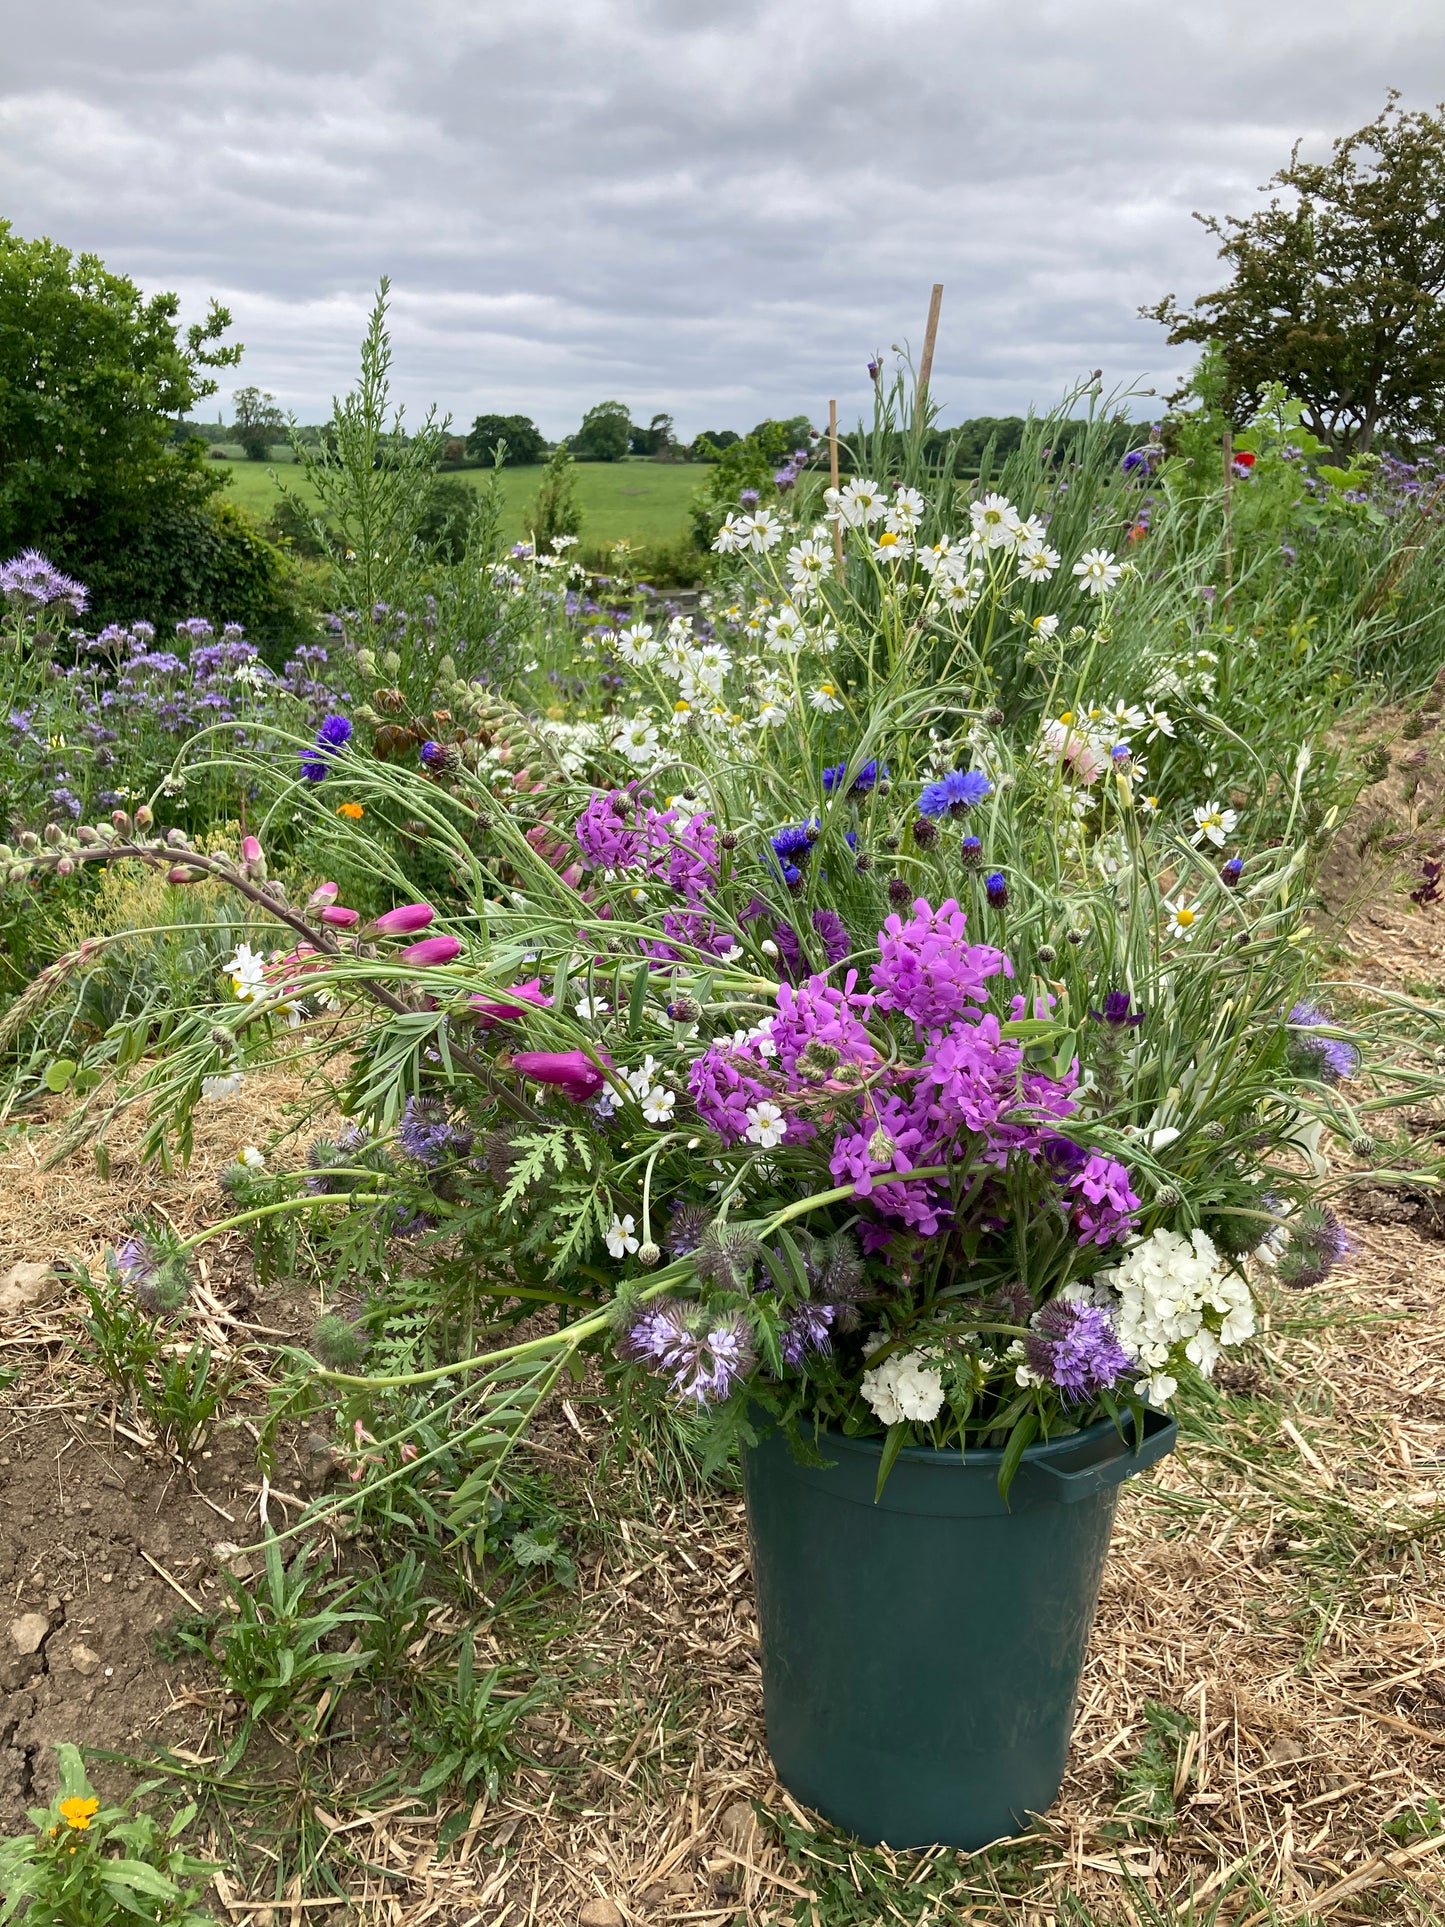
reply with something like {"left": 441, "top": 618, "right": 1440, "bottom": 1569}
{"left": 741, "top": 1408, "right": 1177, "bottom": 1850}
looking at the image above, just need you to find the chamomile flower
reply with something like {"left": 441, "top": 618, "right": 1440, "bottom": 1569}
{"left": 606, "top": 1214, "right": 640, "bottom": 1258}
{"left": 1190, "top": 801, "right": 1238, "bottom": 848}
{"left": 885, "top": 485, "right": 926, "bottom": 533}
{"left": 737, "top": 509, "right": 784, "bottom": 552}
{"left": 786, "top": 538, "right": 833, "bottom": 587}
{"left": 642, "top": 1085, "right": 677, "bottom": 1125}
{"left": 872, "top": 529, "right": 912, "bottom": 561}
{"left": 970, "top": 492, "right": 1022, "bottom": 549}
{"left": 201, "top": 1070, "right": 246, "bottom": 1101}
{"left": 916, "top": 536, "right": 953, "bottom": 574}
{"left": 613, "top": 717, "right": 661, "bottom": 764}
{"left": 1145, "top": 706, "right": 1176, "bottom": 740}
{"left": 765, "top": 605, "right": 807, "bottom": 653}
{"left": 712, "top": 514, "right": 743, "bottom": 555}
{"left": 809, "top": 682, "right": 845, "bottom": 713}
{"left": 833, "top": 478, "right": 887, "bottom": 526}
{"left": 225, "top": 943, "right": 268, "bottom": 1003}
{"left": 1013, "top": 514, "right": 1047, "bottom": 546}
{"left": 240, "top": 1145, "right": 266, "bottom": 1170}
{"left": 1017, "top": 540, "right": 1061, "bottom": 581}
{"left": 1030, "top": 612, "right": 1060, "bottom": 640}
{"left": 1072, "top": 548, "right": 1123, "bottom": 595}
{"left": 615, "top": 622, "right": 659, "bottom": 665}
{"left": 744, "top": 1101, "right": 787, "bottom": 1149}
{"left": 1163, "top": 894, "right": 1200, "bottom": 941}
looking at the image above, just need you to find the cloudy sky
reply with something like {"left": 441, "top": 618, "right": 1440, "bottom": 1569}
{"left": 5, "top": 0, "right": 1445, "bottom": 437}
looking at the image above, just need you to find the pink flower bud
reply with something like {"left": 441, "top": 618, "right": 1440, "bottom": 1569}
{"left": 320, "top": 905, "right": 360, "bottom": 926}
{"left": 307, "top": 881, "right": 340, "bottom": 909}
{"left": 469, "top": 979, "right": 552, "bottom": 1027}
{"left": 241, "top": 836, "right": 263, "bottom": 865}
{"left": 374, "top": 902, "right": 435, "bottom": 935}
{"left": 400, "top": 934, "right": 461, "bottom": 967}
{"left": 167, "top": 864, "right": 204, "bottom": 884}
{"left": 511, "top": 1049, "right": 611, "bottom": 1102}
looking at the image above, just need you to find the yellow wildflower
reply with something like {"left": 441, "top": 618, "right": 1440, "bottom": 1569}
{"left": 59, "top": 1796, "right": 99, "bottom": 1831}
{"left": 335, "top": 802, "right": 364, "bottom": 820}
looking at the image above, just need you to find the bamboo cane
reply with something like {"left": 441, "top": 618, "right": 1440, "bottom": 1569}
{"left": 829, "top": 398, "right": 843, "bottom": 566}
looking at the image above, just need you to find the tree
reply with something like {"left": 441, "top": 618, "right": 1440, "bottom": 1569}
{"left": 689, "top": 429, "right": 740, "bottom": 461}
{"left": 630, "top": 412, "right": 676, "bottom": 456}
{"left": 1145, "top": 94, "right": 1445, "bottom": 456}
{"left": 231, "top": 385, "right": 286, "bottom": 460}
{"left": 530, "top": 439, "right": 583, "bottom": 550}
{"left": 0, "top": 220, "right": 307, "bottom": 633}
{"left": 571, "top": 400, "right": 631, "bottom": 462}
{"left": 466, "top": 412, "right": 546, "bottom": 466}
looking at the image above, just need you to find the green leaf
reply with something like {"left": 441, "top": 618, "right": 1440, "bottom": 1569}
{"left": 43, "top": 1059, "right": 77, "bottom": 1093}
{"left": 627, "top": 958, "right": 650, "bottom": 1038}
{"left": 102, "top": 1858, "right": 183, "bottom": 1899}
{"left": 997, "top": 1411, "right": 1039, "bottom": 1502}
{"left": 874, "top": 1422, "right": 909, "bottom": 1501}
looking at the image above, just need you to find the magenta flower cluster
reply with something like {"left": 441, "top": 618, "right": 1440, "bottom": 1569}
{"left": 872, "top": 896, "right": 1012, "bottom": 1030}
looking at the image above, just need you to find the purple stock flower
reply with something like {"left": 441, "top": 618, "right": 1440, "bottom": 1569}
{"left": 577, "top": 788, "right": 650, "bottom": 870}
{"left": 687, "top": 1043, "right": 771, "bottom": 1143}
{"left": 1286, "top": 1002, "right": 1359, "bottom": 1083}
{"left": 771, "top": 971, "right": 875, "bottom": 1079}
{"left": 0, "top": 550, "right": 89, "bottom": 615}
{"left": 1069, "top": 1154, "right": 1141, "bottom": 1247}
{"left": 872, "top": 897, "right": 1011, "bottom": 1031}
{"left": 918, "top": 769, "right": 993, "bottom": 818}
{"left": 1023, "top": 1300, "right": 1133, "bottom": 1397}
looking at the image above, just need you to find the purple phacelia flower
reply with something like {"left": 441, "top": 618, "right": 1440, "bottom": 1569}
{"left": 1286, "top": 1002, "right": 1359, "bottom": 1083}
{"left": 780, "top": 1302, "right": 835, "bottom": 1366}
{"left": 1023, "top": 1299, "right": 1133, "bottom": 1397}
{"left": 0, "top": 550, "right": 89, "bottom": 615}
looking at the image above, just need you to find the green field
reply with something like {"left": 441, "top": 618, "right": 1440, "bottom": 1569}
{"left": 210, "top": 452, "right": 708, "bottom": 549}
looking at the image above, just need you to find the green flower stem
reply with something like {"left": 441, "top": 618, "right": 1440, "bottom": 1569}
{"left": 173, "top": 1191, "right": 388, "bottom": 1253}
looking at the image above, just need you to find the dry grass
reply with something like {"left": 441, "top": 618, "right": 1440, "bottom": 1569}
{"left": 2, "top": 1060, "right": 1444, "bottom": 1923}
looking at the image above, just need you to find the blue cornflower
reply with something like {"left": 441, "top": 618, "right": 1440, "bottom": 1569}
{"left": 301, "top": 713, "right": 352, "bottom": 782}
{"left": 1220, "top": 856, "right": 1244, "bottom": 886}
{"left": 984, "top": 871, "right": 1008, "bottom": 908}
{"left": 770, "top": 822, "right": 817, "bottom": 863}
{"left": 918, "top": 769, "right": 992, "bottom": 818}
{"left": 823, "top": 758, "right": 888, "bottom": 796}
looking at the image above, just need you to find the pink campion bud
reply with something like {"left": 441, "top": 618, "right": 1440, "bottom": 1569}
{"left": 399, "top": 1441, "right": 419, "bottom": 1462}
{"left": 560, "top": 862, "right": 583, "bottom": 888}
{"left": 320, "top": 906, "right": 360, "bottom": 927}
{"left": 241, "top": 835, "right": 263, "bottom": 865}
{"left": 400, "top": 934, "right": 461, "bottom": 966}
{"left": 511, "top": 1049, "right": 611, "bottom": 1102}
{"left": 469, "top": 978, "right": 553, "bottom": 1027}
{"left": 374, "top": 902, "right": 435, "bottom": 936}
{"left": 307, "top": 881, "right": 339, "bottom": 909}
{"left": 167, "top": 864, "right": 205, "bottom": 884}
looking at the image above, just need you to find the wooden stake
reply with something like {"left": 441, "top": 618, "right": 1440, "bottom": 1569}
{"left": 918, "top": 283, "right": 944, "bottom": 397}
{"left": 1222, "top": 428, "right": 1234, "bottom": 612}
{"left": 828, "top": 398, "right": 843, "bottom": 566}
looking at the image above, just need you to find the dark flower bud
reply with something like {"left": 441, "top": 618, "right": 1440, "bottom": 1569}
{"left": 853, "top": 852, "right": 874, "bottom": 873}
{"left": 911, "top": 816, "right": 939, "bottom": 850}
{"left": 1199, "top": 1120, "right": 1225, "bottom": 1140}
{"left": 1154, "top": 1185, "right": 1181, "bottom": 1209}
{"left": 667, "top": 996, "right": 701, "bottom": 1023}
{"left": 1220, "top": 857, "right": 1244, "bottom": 886}
{"left": 984, "top": 871, "right": 1008, "bottom": 909}
{"left": 887, "top": 876, "right": 912, "bottom": 907}
{"left": 1065, "top": 930, "right": 1084, "bottom": 947}
{"left": 985, "top": 707, "right": 1006, "bottom": 727}
{"left": 879, "top": 834, "right": 901, "bottom": 854}
{"left": 1036, "top": 944, "right": 1057, "bottom": 963}
{"left": 1351, "top": 1134, "right": 1376, "bottom": 1159}
{"left": 960, "top": 835, "right": 984, "bottom": 871}
{"left": 720, "top": 832, "right": 738, "bottom": 851}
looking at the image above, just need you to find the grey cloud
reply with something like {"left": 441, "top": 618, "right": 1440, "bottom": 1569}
{"left": 5, "top": 0, "right": 1445, "bottom": 435}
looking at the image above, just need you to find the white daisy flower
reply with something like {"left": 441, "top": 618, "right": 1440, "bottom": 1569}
{"left": 240, "top": 1146, "right": 266, "bottom": 1170}
{"left": 613, "top": 717, "right": 661, "bottom": 764}
{"left": 201, "top": 1071, "right": 245, "bottom": 1102}
{"left": 808, "top": 682, "right": 845, "bottom": 713}
{"left": 1190, "top": 801, "right": 1238, "bottom": 848}
{"left": 737, "top": 508, "right": 785, "bottom": 552}
{"left": 1073, "top": 548, "right": 1123, "bottom": 595}
{"left": 871, "top": 529, "right": 912, "bottom": 561}
{"left": 786, "top": 539, "right": 833, "bottom": 586}
{"left": 765, "top": 605, "right": 806, "bottom": 653}
{"left": 1030, "top": 613, "right": 1060, "bottom": 639}
{"left": 712, "top": 514, "right": 743, "bottom": 555}
{"left": 1017, "top": 540, "right": 1061, "bottom": 581}
{"left": 615, "top": 622, "right": 658, "bottom": 665}
{"left": 970, "top": 492, "right": 1022, "bottom": 549}
{"left": 833, "top": 478, "right": 887, "bottom": 526}
{"left": 641, "top": 1086, "right": 677, "bottom": 1125}
{"left": 225, "top": 943, "right": 268, "bottom": 1003}
{"left": 1163, "top": 894, "right": 1200, "bottom": 940}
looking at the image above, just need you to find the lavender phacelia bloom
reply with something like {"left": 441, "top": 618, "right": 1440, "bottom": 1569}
{"left": 1275, "top": 1203, "right": 1350, "bottom": 1289}
{"left": 1285, "top": 1001, "right": 1360, "bottom": 1083}
{"left": 623, "top": 1298, "right": 756, "bottom": 1402}
{"left": 780, "top": 1301, "right": 835, "bottom": 1366}
{"left": 1023, "top": 1300, "right": 1133, "bottom": 1397}
{"left": 0, "top": 550, "right": 89, "bottom": 615}
{"left": 398, "top": 1095, "right": 472, "bottom": 1166}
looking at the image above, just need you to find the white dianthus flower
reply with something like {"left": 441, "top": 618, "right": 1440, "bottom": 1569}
{"left": 861, "top": 1348, "right": 945, "bottom": 1426}
{"left": 1088, "top": 1226, "right": 1257, "bottom": 1404}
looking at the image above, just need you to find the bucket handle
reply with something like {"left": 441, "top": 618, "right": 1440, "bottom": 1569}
{"left": 1029, "top": 1409, "right": 1177, "bottom": 1503}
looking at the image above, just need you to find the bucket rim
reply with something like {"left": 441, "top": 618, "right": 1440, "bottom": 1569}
{"left": 757, "top": 1404, "right": 1176, "bottom": 1472}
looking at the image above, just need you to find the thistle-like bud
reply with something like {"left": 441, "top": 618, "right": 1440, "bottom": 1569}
{"left": 853, "top": 851, "right": 873, "bottom": 873}
{"left": 311, "top": 1314, "right": 369, "bottom": 1373}
{"left": 867, "top": 1125, "right": 897, "bottom": 1165}
{"left": 667, "top": 996, "right": 701, "bottom": 1023}
{"left": 1036, "top": 944, "right": 1057, "bottom": 963}
{"left": 720, "top": 832, "right": 738, "bottom": 851}
{"left": 886, "top": 876, "right": 911, "bottom": 907}
{"left": 1351, "top": 1134, "right": 1376, "bottom": 1159}
{"left": 879, "top": 834, "right": 901, "bottom": 854}
{"left": 637, "top": 1242, "right": 662, "bottom": 1268}
{"left": 1065, "top": 930, "right": 1084, "bottom": 947}
{"left": 797, "top": 1038, "right": 841, "bottom": 1080}
{"left": 1200, "top": 1120, "right": 1225, "bottom": 1141}
{"left": 1154, "top": 1185, "right": 1181, "bottom": 1209}
{"left": 985, "top": 707, "right": 1006, "bottom": 728}
{"left": 911, "top": 816, "right": 939, "bottom": 850}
